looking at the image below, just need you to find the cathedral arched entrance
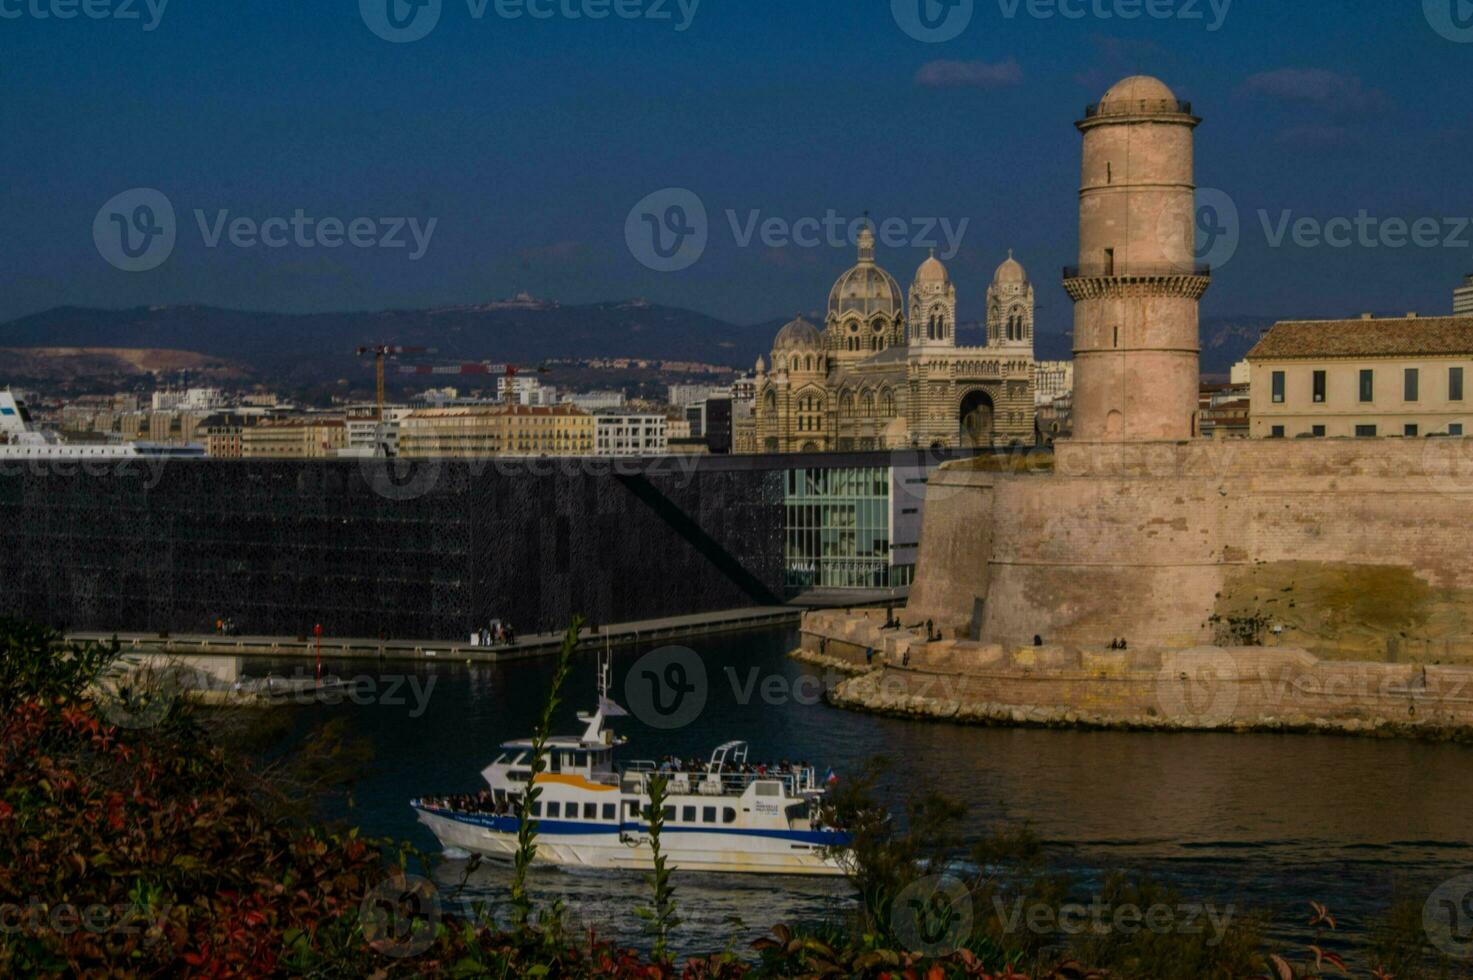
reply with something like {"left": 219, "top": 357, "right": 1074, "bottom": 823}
{"left": 959, "top": 389, "right": 995, "bottom": 448}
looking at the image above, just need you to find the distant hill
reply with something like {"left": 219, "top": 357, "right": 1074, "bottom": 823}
{"left": 0, "top": 302, "right": 1274, "bottom": 387}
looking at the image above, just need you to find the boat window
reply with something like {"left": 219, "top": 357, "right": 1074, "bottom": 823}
{"left": 548, "top": 754, "right": 561, "bottom": 773}
{"left": 682, "top": 806, "right": 696, "bottom": 823}
{"left": 546, "top": 802, "right": 561, "bottom": 818}
{"left": 584, "top": 803, "right": 597, "bottom": 820}
{"left": 703, "top": 806, "right": 716, "bottom": 823}
{"left": 603, "top": 803, "right": 616, "bottom": 821}
{"left": 662, "top": 805, "right": 676, "bottom": 822}
{"left": 531, "top": 802, "right": 542, "bottom": 817}
{"left": 722, "top": 807, "right": 736, "bottom": 824}
{"left": 626, "top": 801, "right": 639, "bottom": 818}
{"left": 755, "top": 781, "right": 781, "bottom": 797}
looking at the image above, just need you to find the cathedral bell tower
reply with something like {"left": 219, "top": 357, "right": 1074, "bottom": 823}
{"left": 907, "top": 250, "right": 956, "bottom": 349}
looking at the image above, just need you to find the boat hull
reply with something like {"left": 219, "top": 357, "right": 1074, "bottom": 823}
{"left": 414, "top": 806, "right": 847, "bottom": 876}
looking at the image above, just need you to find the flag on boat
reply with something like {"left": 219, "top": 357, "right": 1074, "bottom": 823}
{"left": 599, "top": 696, "right": 629, "bottom": 717}
{"left": 824, "top": 768, "right": 838, "bottom": 785}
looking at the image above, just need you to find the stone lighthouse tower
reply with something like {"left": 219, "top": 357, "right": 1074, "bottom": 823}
{"left": 1065, "top": 76, "right": 1209, "bottom": 441}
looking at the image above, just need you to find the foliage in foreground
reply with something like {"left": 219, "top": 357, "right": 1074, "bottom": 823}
{"left": 2, "top": 617, "right": 1470, "bottom": 977}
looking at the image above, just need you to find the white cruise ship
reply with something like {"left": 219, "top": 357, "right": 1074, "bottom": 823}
{"left": 0, "top": 389, "right": 203, "bottom": 460}
{"left": 412, "top": 655, "right": 850, "bottom": 876}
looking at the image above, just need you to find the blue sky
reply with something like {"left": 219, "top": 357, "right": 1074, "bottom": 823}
{"left": 2, "top": 0, "right": 1470, "bottom": 334}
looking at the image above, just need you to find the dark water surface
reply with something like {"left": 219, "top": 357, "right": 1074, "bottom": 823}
{"left": 244, "top": 627, "right": 1473, "bottom": 955}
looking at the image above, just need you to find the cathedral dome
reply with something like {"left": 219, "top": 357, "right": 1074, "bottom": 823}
{"left": 828, "top": 226, "right": 904, "bottom": 319}
{"left": 915, "top": 249, "right": 948, "bottom": 284}
{"left": 772, "top": 315, "right": 823, "bottom": 351}
{"left": 993, "top": 250, "right": 1026, "bottom": 284}
{"left": 1098, "top": 75, "right": 1177, "bottom": 111}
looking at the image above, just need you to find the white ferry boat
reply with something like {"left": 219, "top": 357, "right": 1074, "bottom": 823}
{"left": 412, "top": 656, "right": 850, "bottom": 876}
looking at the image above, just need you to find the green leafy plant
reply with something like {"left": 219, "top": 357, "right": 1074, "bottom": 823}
{"left": 636, "top": 772, "right": 681, "bottom": 962}
{"left": 510, "top": 615, "right": 584, "bottom": 929}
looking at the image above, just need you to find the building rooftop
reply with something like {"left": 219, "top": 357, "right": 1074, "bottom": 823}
{"left": 1247, "top": 316, "right": 1473, "bottom": 360}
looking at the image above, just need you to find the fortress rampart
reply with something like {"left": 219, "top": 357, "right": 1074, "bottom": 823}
{"left": 905, "top": 438, "right": 1473, "bottom": 661}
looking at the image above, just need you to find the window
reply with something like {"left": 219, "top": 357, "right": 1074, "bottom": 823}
{"left": 602, "top": 803, "right": 616, "bottom": 821}
{"left": 722, "top": 808, "right": 737, "bottom": 824}
{"left": 682, "top": 806, "right": 697, "bottom": 823}
{"left": 1359, "top": 370, "right": 1374, "bottom": 402}
{"left": 1405, "top": 424, "right": 1419, "bottom": 437}
{"left": 531, "top": 801, "right": 542, "bottom": 817}
{"left": 1405, "top": 368, "right": 1420, "bottom": 402}
{"left": 1271, "top": 371, "right": 1285, "bottom": 404}
{"left": 1355, "top": 424, "right": 1378, "bottom": 438}
{"left": 1312, "top": 370, "right": 1326, "bottom": 403}
{"left": 662, "top": 805, "right": 676, "bottom": 822}
{"left": 546, "top": 802, "right": 560, "bottom": 818}
{"left": 1452, "top": 367, "right": 1464, "bottom": 402}
{"left": 703, "top": 806, "right": 716, "bottom": 823}
{"left": 1452, "top": 424, "right": 1465, "bottom": 436}
{"left": 584, "top": 803, "right": 597, "bottom": 820}
{"left": 625, "top": 801, "right": 639, "bottom": 818}
{"left": 1311, "top": 425, "right": 1326, "bottom": 437}
{"left": 1270, "top": 425, "right": 1285, "bottom": 438}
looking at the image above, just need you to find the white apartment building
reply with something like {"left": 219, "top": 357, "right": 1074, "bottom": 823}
{"left": 564, "top": 390, "right": 626, "bottom": 411}
{"left": 594, "top": 413, "right": 667, "bottom": 456}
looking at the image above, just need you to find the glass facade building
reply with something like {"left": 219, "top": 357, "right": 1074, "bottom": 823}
{"left": 783, "top": 466, "right": 906, "bottom": 589}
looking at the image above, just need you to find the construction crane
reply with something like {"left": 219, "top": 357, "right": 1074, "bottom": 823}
{"left": 356, "top": 345, "right": 430, "bottom": 421}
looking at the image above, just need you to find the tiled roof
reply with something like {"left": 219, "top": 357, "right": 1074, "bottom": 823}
{"left": 1247, "top": 317, "right": 1473, "bottom": 360}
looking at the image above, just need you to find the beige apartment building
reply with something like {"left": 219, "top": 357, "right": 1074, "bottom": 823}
{"left": 1247, "top": 315, "right": 1473, "bottom": 439}
{"left": 239, "top": 417, "right": 347, "bottom": 458}
{"left": 398, "top": 403, "right": 595, "bottom": 458}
